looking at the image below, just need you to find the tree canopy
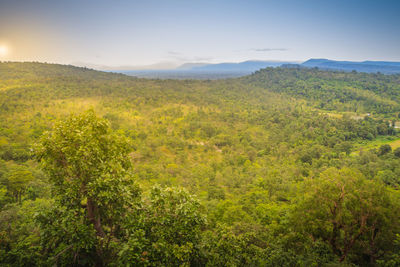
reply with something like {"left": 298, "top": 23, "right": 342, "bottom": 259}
{"left": 1, "top": 63, "right": 400, "bottom": 266}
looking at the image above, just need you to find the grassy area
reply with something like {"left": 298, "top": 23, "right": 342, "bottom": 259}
{"left": 353, "top": 135, "right": 400, "bottom": 154}
{"left": 317, "top": 110, "right": 371, "bottom": 120}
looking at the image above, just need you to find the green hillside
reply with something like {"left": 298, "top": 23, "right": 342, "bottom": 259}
{"left": 1, "top": 62, "right": 400, "bottom": 266}
{"left": 245, "top": 67, "right": 400, "bottom": 114}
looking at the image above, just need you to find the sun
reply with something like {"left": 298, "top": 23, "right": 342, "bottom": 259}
{"left": 0, "top": 45, "right": 9, "bottom": 57}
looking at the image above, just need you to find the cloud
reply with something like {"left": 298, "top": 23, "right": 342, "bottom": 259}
{"left": 251, "top": 48, "right": 288, "bottom": 52}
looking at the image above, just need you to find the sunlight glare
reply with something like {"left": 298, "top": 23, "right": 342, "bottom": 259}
{"left": 0, "top": 45, "right": 8, "bottom": 57}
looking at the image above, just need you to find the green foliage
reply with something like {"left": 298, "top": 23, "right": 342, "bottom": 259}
{"left": 293, "top": 168, "right": 400, "bottom": 264}
{"left": 119, "top": 186, "right": 205, "bottom": 266}
{"left": 394, "top": 147, "right": 400, "bottom": 157}
{"left": 199, "top": 224, "right": 268, "bottom": 266}
{"left": 379, "top": 144, "right": 392, "bottom": 155}
{"left": 35, "top": 110, "right": 141, "bottom": 265}
{"left": 0, "top": 199, "right": 53, "bottom": 266}
{"left": 4, "top": 166, "right": 34, "bottom": 203}
{"left": 246, "top": 67, "right": 400, "bottom": 114}
{"left": 1, "top": 63, "right": 400, "bottom": 266}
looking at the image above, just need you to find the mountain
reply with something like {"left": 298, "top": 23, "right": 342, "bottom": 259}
{"left": 72, "top": 59, "right": 400, "bottom": 75}
{"left": 119, "top": 60, "right": 296, "bottom": 79}
{"left": 72, "top": 58, "right": 400, "bottom": 80}
{"left": 176, "top": 62, "right": 210, "bottom": 70}
{"left": 190, "top": 60, "right": 294, "bottom": 72}
{"left": 302, "top": 58, "right": 400, "bottom": 74}
{"left": 119, "top": 69, "right": 248, "bottom": 79}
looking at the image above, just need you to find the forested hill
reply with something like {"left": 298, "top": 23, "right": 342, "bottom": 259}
{"left": 2, "top": 62, "right": 400, "bottom": 115}
{"left": 0, "top": 62, "right": 126, "bottom": 81}
{"left": 2, "top": 62, "right": 400, "bottom": 266}
{"left": 244, "top": 67, "right": 400, "bottom": 114}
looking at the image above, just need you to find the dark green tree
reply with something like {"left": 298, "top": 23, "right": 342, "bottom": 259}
{"left": 379, "top": 144, "right": 392, "bottom": 156}
{"left": 293, "top": 168, "right": 400, "bottom": 264}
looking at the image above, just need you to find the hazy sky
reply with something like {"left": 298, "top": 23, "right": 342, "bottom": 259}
{"left": 0, "top": 0, "right": 399, "bottom": 68}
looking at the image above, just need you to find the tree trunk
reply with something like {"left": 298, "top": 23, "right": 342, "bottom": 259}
{"left": 86, "top": 197, "right": 105, "bottom": 266}
{"left": 86, "top": 198, "right": 105, "bottom": 237}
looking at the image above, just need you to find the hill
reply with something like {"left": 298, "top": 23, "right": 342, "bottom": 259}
{"left": 244, "top": 67, "right": 400, "bottom": 113}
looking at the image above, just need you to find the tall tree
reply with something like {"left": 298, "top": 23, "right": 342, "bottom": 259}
{"left": 35, "top": 110, "right": 140, "bottom": 265}
{"left": 293, "top": 168, "right": 400, "bottom": 264}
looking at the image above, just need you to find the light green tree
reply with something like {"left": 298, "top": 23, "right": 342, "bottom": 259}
{"left": 35, "top": 110, "right": 141, "bottom": 265}
{"left": 119, "top": 185, "right": 206, "bottom": 266}
{"left": 6, "top": 166, "right": 34, "bottom": 203}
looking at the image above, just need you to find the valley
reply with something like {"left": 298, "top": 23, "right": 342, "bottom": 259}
{"left": 1, "top": 62, "right": 400, "bottom": 265}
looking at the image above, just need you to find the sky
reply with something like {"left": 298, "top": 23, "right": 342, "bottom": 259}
{"left": 0, "top": 0, "right": 399, "bottom": 69}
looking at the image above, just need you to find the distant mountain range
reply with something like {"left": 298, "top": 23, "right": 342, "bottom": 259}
{"left": 177, "top": 59, "right": 400, "bottom": 74}
{"left": 186, "top": 60, "right": 294, "bottom": 72}
{"left": 110, "top": 59, "right": 400, "bottom": 79}
{"left": 173, "top": 59, "right": 400, "bottom": 74}
{"left": 298, "top": 59, "right": 400, "bottom": 74}
{"left": 120, "top": 61, "right": 297, "bottom": 79}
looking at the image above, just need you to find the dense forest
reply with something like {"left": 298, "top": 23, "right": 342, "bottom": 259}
{"left": 1, "top": 62, "right": 400, "bottom": 266}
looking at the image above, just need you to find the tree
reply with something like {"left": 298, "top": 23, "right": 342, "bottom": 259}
{"left": 119, "top": 186, "right": 205, "bottom": 266}
{"left": 35, "top": 110, "right": 140, "bottom": 265}
{"left": 394, "top": 147, "right": 400, "bottom": 158}
{"left": 293, "top": 168, "right": 400, "bottom": 264}
{"left": 5, "top": 165, "right": 34, "bottom": 203}
{"left": 379, "top": 144, "right": 392, "bottom": 156}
